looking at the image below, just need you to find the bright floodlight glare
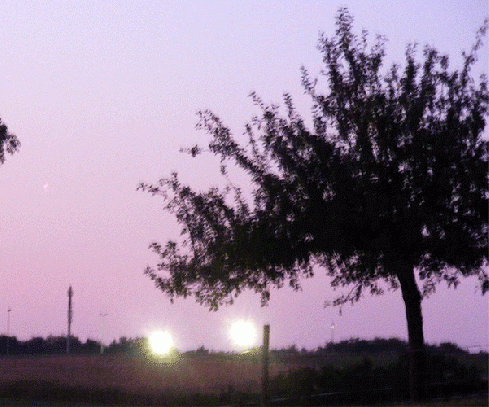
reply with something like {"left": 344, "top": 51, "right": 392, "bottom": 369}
{"left": 149, "top": 331, "right": 173, "bottom": 354}
{"left": 230, "top": 321, "right": 256, "bottom": 347}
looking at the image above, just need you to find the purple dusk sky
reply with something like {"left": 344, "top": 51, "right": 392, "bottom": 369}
{"left": 0, "top": 0, "right": 487, "bottom": 352}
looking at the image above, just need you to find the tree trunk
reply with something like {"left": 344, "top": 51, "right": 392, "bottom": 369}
{"left": 397, "top": 266, "right": 427, "bottom": 402}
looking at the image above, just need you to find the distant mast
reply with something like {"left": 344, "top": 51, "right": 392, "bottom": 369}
{"left": 67, "top": 285, "right": 73, "bottom": 354}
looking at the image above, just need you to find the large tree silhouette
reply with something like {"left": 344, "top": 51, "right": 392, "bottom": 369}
{"left": 141, "top": 9, "right": 488, "bottom": 401}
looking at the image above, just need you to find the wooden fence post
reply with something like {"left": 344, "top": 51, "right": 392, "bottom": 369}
{"left": 261, "top": 324, "right": 270, "bottom": 407}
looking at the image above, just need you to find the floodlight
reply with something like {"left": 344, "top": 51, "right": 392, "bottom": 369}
{"left": 149, "top": 331, "right": 174, "bottom": 355}
{"left": 230, "top": 320, "right": 256, "bottom": 347}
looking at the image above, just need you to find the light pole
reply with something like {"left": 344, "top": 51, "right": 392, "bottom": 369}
{"left": 67, "top": 286, "right": 73, "bottom": 355}
{"left": 99, "top": 312, "right": 108, "bottom": 354}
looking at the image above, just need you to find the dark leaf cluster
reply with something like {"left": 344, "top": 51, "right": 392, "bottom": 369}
{"left": 0, "top": 118, "right": 19, "bottom": 165}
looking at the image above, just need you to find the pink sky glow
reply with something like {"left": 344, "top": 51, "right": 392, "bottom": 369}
{"left": 0, "top": 0, "right": 488, "bottom": 352}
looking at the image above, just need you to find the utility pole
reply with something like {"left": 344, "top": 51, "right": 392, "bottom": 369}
{"left": 67, "top": 286, "right": 73, "bottom": 355}
{"left": 99, "top": 312, "right": 108, "bottom": 354}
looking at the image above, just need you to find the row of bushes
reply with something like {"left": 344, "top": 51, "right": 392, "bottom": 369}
{"left": 270, "top": 352, "right": 487, "bottom": 405}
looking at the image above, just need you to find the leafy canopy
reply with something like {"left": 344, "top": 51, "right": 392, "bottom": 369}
{"left": 0, "top": 118, "right": 19, "bottom": 165}
{"left": 141, "top": 9, "right": 488, "bottom": 310}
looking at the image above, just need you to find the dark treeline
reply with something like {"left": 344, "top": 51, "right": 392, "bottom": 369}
{"left": 275, "top": 337, "right": 471, "bottom": 355}
{"left": 0, "top": 335, "right": 99, "bottom": 355}
{"left": 0, "top": 334, "right": 483, "bottom": 358}
{"left": 0, "top": 335, "right": 148, "bottom": 356}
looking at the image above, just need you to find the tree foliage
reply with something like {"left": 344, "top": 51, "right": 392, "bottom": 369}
{"left": 0, "top": 118, "right": 19, "bottom": 165}
{"left": 141, "top": 9, "right": 488, "bottom": 310}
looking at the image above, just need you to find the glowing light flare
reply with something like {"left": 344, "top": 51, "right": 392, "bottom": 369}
{"left": 149, "top": 331, "right": 174, "bottom": 354}
{"left": 230, "top": 321, "right": 256, "bottom": 347}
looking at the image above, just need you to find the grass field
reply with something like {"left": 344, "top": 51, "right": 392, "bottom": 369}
{"left": 0, "top": 353, "right": 486, "bottom": 406}
{"left": 0, "top": 353, "right": 268, "bottom": 405}
{"left": 0, "top": 397, "right": 487, "bottom": 406}
{"left": 376, "top": 398, "right": 488, "bottom": 407}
